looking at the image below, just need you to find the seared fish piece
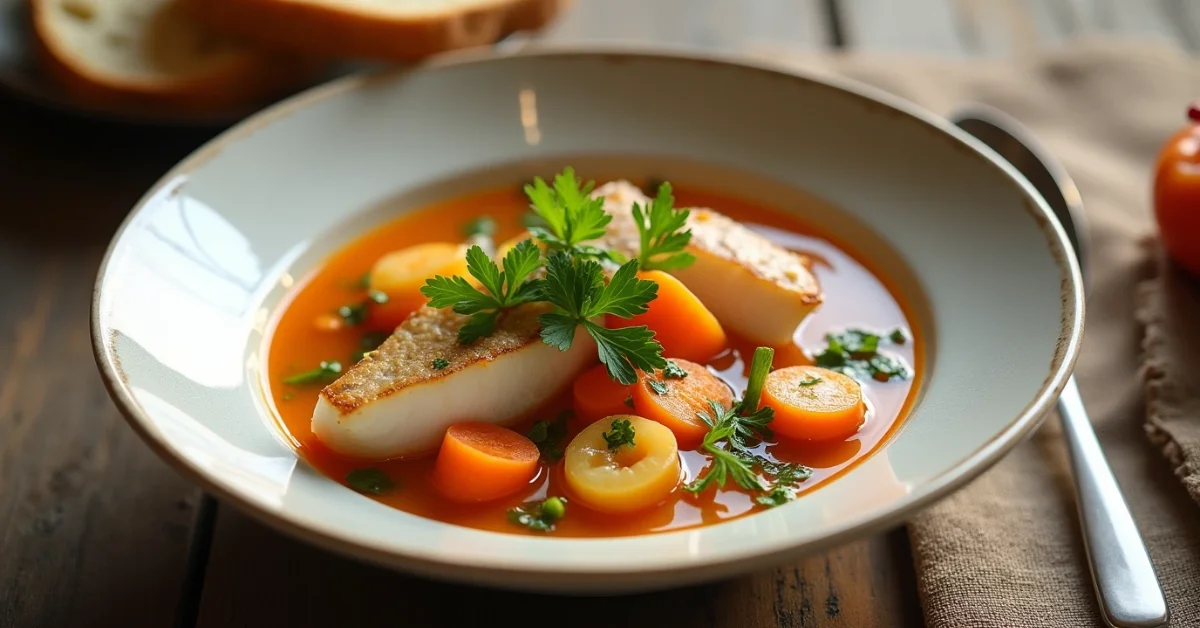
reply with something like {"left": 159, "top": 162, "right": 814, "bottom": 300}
{"left": 593, "top": 181, "right": 823, "bottom": 346}
{"left": 312, "top": 303, "right": 596, "bottom": 459}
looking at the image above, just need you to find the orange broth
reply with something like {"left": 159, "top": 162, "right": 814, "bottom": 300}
{"left": 265, "top": 184, "right": 923, "bottom": 537}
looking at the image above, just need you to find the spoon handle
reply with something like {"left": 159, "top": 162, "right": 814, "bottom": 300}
{"left": 1058, "top": 376, "right": 1168, "bottom": 627}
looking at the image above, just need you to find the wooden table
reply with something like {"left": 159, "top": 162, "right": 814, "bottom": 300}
{"left": 2, "top": 2, "right": 1196, "bottom": 626}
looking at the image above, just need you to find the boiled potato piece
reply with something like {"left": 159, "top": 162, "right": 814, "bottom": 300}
{"left": 564, "top": 415, "right": 682, "bottom": 514}
{"left": 368, "top": 243, "right": 468, "bottom": 328}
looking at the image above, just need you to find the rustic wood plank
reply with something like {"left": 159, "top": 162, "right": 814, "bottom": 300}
{"left": 195, "top": 506, "right": 920, "bottom": 628}
{"left": 540, "top": 0, "right": 827, "bottom": 51}
{"left": 0, "top": 93, "right": 211, "bottom": 628}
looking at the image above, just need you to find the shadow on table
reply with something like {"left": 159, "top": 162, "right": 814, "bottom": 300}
{"left": 0, "top": 92, "right": 218, "bottom": 247}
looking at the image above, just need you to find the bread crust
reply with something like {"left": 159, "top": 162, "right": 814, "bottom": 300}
{"left": 184, "top": 0, "right": 567, "bottom": 62}
{"left": 30, "top": 0, "right": 323, "bottom": 113}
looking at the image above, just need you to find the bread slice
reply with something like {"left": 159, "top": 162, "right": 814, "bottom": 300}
{"left": 183, "top": 0, "right": 567, "bottom": 62}
{"left": 31, "top": 0, "right": 323, "bottom": 112}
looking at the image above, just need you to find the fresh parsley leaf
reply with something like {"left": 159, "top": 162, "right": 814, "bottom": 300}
{"left": 458, "top": 310, "right": 499, "bottom": 345}
{"left": 663, "top": 360, "right": 688, "bottom": 379}
{"left": 527, "top": 411, "right": 570, "bottom": 462}
{"left": 890, "top": 327, "right": 908, "bottom": 344}
{"left": 799, "top": 376, "right": 822, "bottom": 387}
{"left": 421, "top": 242, "right": 544, "bottom": 344}
{"left": 282, "top": 360, "right": 342, "bottom": 386}
{"left": 814, "top": 328, "right": 911, "bottom": 383}
{"left": 602, "top": 418, "right": 636, "bottom": 450}
{"left": 524, "top": 168, "right": 612, "bottom": 257}
{"left": 648, "top": 379, "right": 669, "bottom": 395}
{"left": 507, "top": 497, "right": 567, "bottom": 532}
{"left": 432, "top": 358, "right": 450, "bottom": 370}
{"left": 753, "top": 457, "right": 813, "bottom": 507}
{"left": 346, "top": 468, "right": 396, "bottom": 495}
{"left": 686, "top": 348, "right": 778, "bottom": 495}
{"left": 631, "top": 180, "right": 695, "bottom": 271}
{"left": 585, "top": 322, "right": 665, "bottom": 386}
{"left": 537, "top": 251, "right": 664, "bottom": 385}
{"left": 462, "top": 215, "right": 497, "bottom": 238}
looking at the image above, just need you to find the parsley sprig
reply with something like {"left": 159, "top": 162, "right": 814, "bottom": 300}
{"left": 420, "top": 240, "right": 543, "bottom": 344}
{"left": 602, "top": 418, "right": 636, "bottom": 450}
{"left": 538, "top": 252, "right": 664, "bottom": 385}
{"left": 524, "top": 167, "right": 613, "bottom": 261}
{"left": 420, "top": 167, "right": 682, "bottom": 385}
{"left": 685, "top": 347, "right": 812, "bottom": 504}
{"left": 632, "top": 181, "right": 695, "bottom": 271}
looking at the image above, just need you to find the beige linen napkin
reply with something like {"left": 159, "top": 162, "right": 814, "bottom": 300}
{"left": 1138, "top": 246, "right": 1200, "bottom": 505}
{"left": 745, "top": 40, "right": 1200, "bottom": 626}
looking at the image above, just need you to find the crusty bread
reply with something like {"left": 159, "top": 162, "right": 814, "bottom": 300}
{"left": 31, "top": 0, "right": 323, "bottom": 112}
{"left": 183, "top": 0, "right": 567, "bottom": 62}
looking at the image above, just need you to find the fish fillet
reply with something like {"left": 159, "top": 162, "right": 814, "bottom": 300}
{"left": 593, "top": 181, "right": 823, "bottom": 346}
{"left": 312, "top": 302, "right": 596, "bottom": 459}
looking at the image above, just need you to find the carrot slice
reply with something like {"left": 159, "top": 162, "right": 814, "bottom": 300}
{"left": 606, "top": 270, "right": 727, "bottom": 363}
{"left": 762, "top": 366, "right": 866, "bottom": 441}
{"left": 368, "top": 243, "right": 468, "bottom": 330}
{"left": 432, "top": 422, "right": 540, "bottom": 503}
{"left": 572, "top": 363, "right": 633, "bottom": 423}
{"left": 631, "top": 359, "right": 734, "bottom": 449}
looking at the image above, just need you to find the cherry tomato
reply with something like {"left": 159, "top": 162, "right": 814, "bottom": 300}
{"left": 1153, "top": 102, "right": 1200, "bottom": 278}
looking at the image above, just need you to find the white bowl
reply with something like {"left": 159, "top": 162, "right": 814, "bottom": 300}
{"left": 91, "top": 47, "right": 1083, "bottom": 593}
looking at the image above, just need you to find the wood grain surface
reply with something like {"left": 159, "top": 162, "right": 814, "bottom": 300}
{"left": 0, "top": 1, "right": 1192, "bottom": 627}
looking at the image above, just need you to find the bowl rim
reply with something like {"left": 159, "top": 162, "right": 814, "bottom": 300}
{"left": 90, "top": 44, "right": 1085, "bottom": 586}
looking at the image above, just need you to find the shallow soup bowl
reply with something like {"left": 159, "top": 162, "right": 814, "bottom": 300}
{"left": 91, "top": 48, "right": 1083, "bottom": 593}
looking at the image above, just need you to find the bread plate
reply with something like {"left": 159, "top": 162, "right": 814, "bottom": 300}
{"left": 91, "top": 47, "right": 1084, "bottom": 592}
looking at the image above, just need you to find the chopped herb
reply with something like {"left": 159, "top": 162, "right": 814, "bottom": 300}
{"left": 602, "top": 418, "right": 636, "bottom": 450}
{"left": 538, "top": 252, "right": 664, "bottom": 385}
{"left": 282, "top": 393, "right": 294, "bottom": 401}
{"left": 648, "top": 379, "right": 669, "bottom": 395}
{"left": 523, "top": 167, "right": 613, "bottom": 260}
{"left": 753, "top": 457, "right": 813, "bottom": 507}
{"left": 432, "top": 358, "right": 450, "bottom": 370}
{"left": 662, "top": 360, "right": 688, "bottom": 379}
{"left": 352, "top": 272, "right": 371, "bottom": 290}
{"left": 346, "top": 468, "right": 396, "bottom": 495}
{"left": 462, "top": 215, "right": 497, "bottom": 238}
{"left": 527, "top": 410, "right": 570, "bottom": 462}
{"left": 420, "top": 240, "right": 544, "bottom": 344}
{"left": 686, "top": 347, "right": 777, "bottom": 495}
{"left": 507, "top": 496, "right": 567, "bottom": 532}
{"left": 799, "top": 376, "right": 822, "bottom": 387}
{"left": 814, "top": 328, "right": 910, "bottom": 382}
{"left": 282, "top": 360, "right": 342, "bottom": 386}
{"left": 631, "top": 181, "right": 695, "bottom": 271}
{"left": 337, "top": 303, "right": 368, "bottom": 326}
{"left": 623, "top": 394, "right": 634, "bottom": 408}
{"left": 890, "top": 328, "right": 908, "bottom": 344}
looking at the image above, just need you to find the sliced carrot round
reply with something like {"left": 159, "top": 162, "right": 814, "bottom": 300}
{"left": 762, "top": 366, "right": 866, "bottom": 441}
{"left": 572, "top": 363, "right": 633, "bottom": 423}
{"left": 432, "top": 422, "right": 540, "bottom": 503}
{"left": 606, "top": 270, "right": 727, "bottom": 363}
{"left": 631, "top": 359, "right": 734, "bottom": 450}
{"left": 369, "top": 243, "right": 468, "bottom": 330}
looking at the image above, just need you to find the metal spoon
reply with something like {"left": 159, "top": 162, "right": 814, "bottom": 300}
{"left": 949, "top": 104, "right": 1168, "bottom": 628}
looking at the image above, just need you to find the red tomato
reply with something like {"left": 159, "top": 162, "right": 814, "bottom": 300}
{"left": 1153, "top": 103, "right": 1200, "bottom": 278}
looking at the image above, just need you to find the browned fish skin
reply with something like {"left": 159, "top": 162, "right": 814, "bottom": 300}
{"left": 320, "top": 302, "right": 551, "bottom": 414}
